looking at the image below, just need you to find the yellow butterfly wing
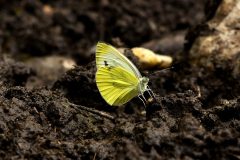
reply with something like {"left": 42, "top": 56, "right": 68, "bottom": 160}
{"left": 96, "top": 42, "right": 142, "bottom": 78}
{"left": 96, "top": 66, "right": 139, "bottom": 106}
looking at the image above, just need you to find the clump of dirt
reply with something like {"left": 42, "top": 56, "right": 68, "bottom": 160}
{"left": 0, "top": 57, "right": 34, "bottom": 87}
{"left": 0, "top": 0, "right": 240, "bottom": 159}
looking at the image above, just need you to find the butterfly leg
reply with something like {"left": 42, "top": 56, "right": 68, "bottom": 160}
{"left": 147, "top": 86, "right": 156, "bottom": 99}
{"left": 138, "top": 95, "right": 146, "bottom": 108}
{"left": 146, "top": 89, "right": 153, "bottom": 99}
{"left": 141, "top": 93, "right": 147, "bottom": 103}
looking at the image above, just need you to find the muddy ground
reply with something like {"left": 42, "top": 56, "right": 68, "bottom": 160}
{"left": 0, "top": 0, "right": 240, "bottom": 159}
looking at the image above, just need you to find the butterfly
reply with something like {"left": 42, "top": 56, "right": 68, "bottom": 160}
{"left": 95, "top": 42, "right": 155, "bottom": 107}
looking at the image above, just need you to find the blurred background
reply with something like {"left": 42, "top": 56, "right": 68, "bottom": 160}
{"left": 0, "top": 0, "right": 206, "bottom": 62}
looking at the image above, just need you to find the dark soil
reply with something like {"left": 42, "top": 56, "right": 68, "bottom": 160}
{"left": 1, "top": 0, "right": 240, "bottom": 159}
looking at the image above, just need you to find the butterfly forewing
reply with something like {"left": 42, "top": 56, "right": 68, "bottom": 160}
{"left": 96, "top": 42, "right": 142, "bottom": 78}
{"left": 96, "top": 66, "right": 139, "bottom": 106}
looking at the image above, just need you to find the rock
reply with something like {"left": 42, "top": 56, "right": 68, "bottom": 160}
{"left": 188, "top": 0, "right": 240, "bottom": 78}
{"left": 131, "top": 47, "right": 173, "bottom": 69}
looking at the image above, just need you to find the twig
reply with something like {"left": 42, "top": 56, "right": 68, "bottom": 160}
{"left": 67, "top": 102, "right": 115, "bottom": 120}
{"left": 93, "top": 152, "right": 97, "bottom": 160}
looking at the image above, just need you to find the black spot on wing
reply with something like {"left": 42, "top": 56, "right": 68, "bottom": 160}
{"left": 104, "top": 60, "right": 108, "bottom": 66}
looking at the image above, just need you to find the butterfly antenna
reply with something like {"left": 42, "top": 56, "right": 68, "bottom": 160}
{"left": 152, "top": 66, "right": 174, "bottom": 74}
{"left": 138, "top": 95, "right": 146, "bottom": 108}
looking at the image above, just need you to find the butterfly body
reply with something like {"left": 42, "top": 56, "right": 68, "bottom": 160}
{"left": 95, "top": 42, "right": 151, "bottom": 106}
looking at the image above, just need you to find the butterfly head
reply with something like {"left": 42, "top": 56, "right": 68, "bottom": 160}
{"left": 139, "top": 77, "right": 149, "bottom": 92}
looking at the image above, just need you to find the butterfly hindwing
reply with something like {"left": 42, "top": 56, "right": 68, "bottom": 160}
{"left": 96, "top": 66, "right": 139, "bottom": 106}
